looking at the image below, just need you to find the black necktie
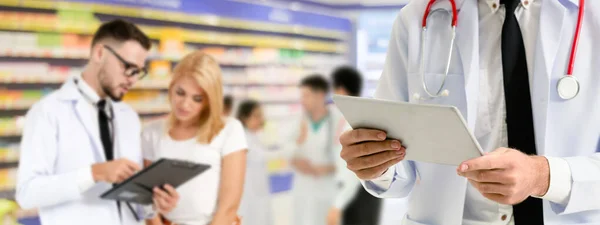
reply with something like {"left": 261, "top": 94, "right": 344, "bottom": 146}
{"left": 98, "top": 100, "right": 123, "bottom": 219}
{"left": 500, "top": 0, "right": 544, "bottom": 224}
{"left": 97, "top": 100, "right": 113, "bottom": 161}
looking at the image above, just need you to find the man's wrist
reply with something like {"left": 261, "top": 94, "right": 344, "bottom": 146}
{"left": 531, "top": 156, "right": 550, "bottom": 196}
{"left": 91, "top": 163, "right": 104, "bottom": 182}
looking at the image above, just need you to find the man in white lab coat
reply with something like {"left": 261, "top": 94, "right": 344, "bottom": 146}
{"left": 16, "top": 19, "right": 179, "bottom": 225}
{"left": 290, "top": 75, "right": 344, "bottom": 225}
{"left": 338, "top": 0, "right": 599, "bottom": 224}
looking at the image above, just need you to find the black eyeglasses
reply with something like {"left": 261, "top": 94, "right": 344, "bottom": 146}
{"left": 103, "top": 45, "right": 148, "bottom": 80}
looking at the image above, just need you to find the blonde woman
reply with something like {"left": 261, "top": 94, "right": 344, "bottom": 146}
{"left": 142, "top": 51, "right": 247, "bottom": 225}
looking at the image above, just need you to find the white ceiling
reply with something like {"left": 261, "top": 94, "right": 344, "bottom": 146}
{"left": 308, "top": 0, "right": 409, "bottom": 5}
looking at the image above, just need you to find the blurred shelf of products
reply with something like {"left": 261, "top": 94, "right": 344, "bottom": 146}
{"left": 0, "top": 1, "right": 355, "bottom": 224}
{"left": 0, "top": 0, "right": 350, "bottom": 211}
{"left": 0, "top": 11, "right": 346, "bottom": 53}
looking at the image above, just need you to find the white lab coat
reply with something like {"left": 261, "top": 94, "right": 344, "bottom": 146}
{"left": 289, "top": 108, "right": 342, "bottom": 225}
{"left": 363, "top": 0, "right": 600, "bottom": 225}
{"left": 16, "top": 78, "right": 147, "bottom": 225}
{"left": 238, "top": 130, "right": 273, "bottom": 225}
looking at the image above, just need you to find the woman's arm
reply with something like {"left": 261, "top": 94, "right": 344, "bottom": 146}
{"left": 210, "top": 150, "right": 248, "bottom": 225}
{"left": 144, "top": 159, "right": 164, "bottom": 225}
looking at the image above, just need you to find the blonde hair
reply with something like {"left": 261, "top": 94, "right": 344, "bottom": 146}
{"left": 167, "top": 51, "right": 225, "bottom": 143}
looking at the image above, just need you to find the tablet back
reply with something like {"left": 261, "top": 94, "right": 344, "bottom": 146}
{"left": 332, "top": 95, "right": 483, "bottom": 166}
{"left": 101, "top": 158, "right": 210, "bottom": 204}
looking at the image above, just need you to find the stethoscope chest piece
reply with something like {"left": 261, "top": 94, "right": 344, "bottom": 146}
{"left": 557, "top": 76, "right": 580, "bottom": 100}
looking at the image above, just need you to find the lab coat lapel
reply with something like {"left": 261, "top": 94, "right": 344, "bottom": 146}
{"left": 537, "top": 0, "right": 567, "bottom": 81}
{"left": 111, "top": 104, "right": 128, "bottom": 159}
{"left": 531, "top": 0, "right": 568, "bottom": 155}
{"left": 58, "top": 79, "right": 105, "bottom": 162}
{"left": 454, "top": 0, "right": 479, "bottom": 131}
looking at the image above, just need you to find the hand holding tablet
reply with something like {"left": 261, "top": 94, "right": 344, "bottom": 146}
{"left": 333, "top": 95, "right": 483, "bottom": 180}
{"left": 339, "top": 128, "right": 407, "bottom": 180}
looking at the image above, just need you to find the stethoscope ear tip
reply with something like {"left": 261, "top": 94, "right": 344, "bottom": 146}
{"left": 412, "top": 90, "right": 450, "bottom": 100}
{"left": 413, "top": 93, "right": 421, "bottom": 100}
{"left": 441, "top": 89, "right": 450, "bottom": 96}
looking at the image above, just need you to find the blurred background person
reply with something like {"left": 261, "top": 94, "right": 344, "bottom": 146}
{"left": 236, "top": 99, "right": 273, "bottom": 225}
{"left": 223, "top": 95, "right": 234, "bottom": 117}
{"left": 327, "top": 66, "right": 382, "bottom": 225}
{"left": 288, "top": 75, "right": 344, "bottom": 225}
{"left": 141, "top": 51, "right": 247, "bottom": 225}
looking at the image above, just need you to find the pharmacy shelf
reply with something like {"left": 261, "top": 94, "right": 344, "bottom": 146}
{"left": 0, "top": 161, "right": 18, "bottom": 169}
{"left": 0, "top": 49, "right": 341, "bottom": 68}
{"left": 0, "top": 76, "right": 64, "bottom": 84}
{"left": 0, "top": 0, "right": 347, "bottom": 40}
{"left": 0, "top": 102, "right": 37, "bottom": 111}
{"left": 0, "top": 101, "right": 170, "bottom": 114}
{"left": 0, "top": 129, "right": 21, "bottom": 137}
{"left": 134, "top": 79, "right": 170, "bottom": 89}
{"left": 0, "top": 78, "right": 299, "bottom": 90}
{"left": 0, "top": 20, "right": 346, "bottom": 53}
{"left": 129, "top": 104, "right": 171, "bottom": 114}
{"left": 147, "top": 56, "right": 336, "bottom": 68}
{"left": 0, "top": 189, "right": 15, "bottom": 199}
{"left": 0, "top": 49, "right": 88, "bottom": 60}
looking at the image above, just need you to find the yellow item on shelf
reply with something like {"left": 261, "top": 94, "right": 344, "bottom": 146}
{"left": 0, "top": 11, "right": 346, "bottom": 53}
{"left": 149, "top": 61, "right": 172, "bottom": 79}
{"left": 159, "top": 28, "right": 185, "bottom": 60}
{"left": 0, "top": 199, "right": 22, "bottom": 225}
{"left": 0, "top": 0, "right": 346, "bottom": 39}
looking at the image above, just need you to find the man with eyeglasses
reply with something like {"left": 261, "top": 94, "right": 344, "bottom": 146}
{"left": 16, "top": 19, "right": 179, "bottom": 225}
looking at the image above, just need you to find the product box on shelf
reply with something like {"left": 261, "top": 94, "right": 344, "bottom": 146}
{"left": 0, "top": 117, "right": 23, "bottom": 137}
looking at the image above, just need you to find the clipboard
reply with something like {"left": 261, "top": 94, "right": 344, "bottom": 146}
{"left": 332, "top": 95, "right": 483, "bottom": 166}
{"left": 100, "top": 158, "right": 210, "bottom": 205}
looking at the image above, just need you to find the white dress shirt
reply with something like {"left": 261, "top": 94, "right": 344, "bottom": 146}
{"left": 74, "top": 76, "right": 114, "bottom": 193}
{"left": 368, "top": 0, "right": 572, "bottom": 224}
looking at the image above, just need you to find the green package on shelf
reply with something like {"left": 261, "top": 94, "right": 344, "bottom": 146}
{"left": 37, "top": 33, "right": 62, "bottom": 48}
{"left": 57, "top": 9, "right": 96, "bottom": 22}
{"left": 21, "top": 91, "right": 43, "bottom": 100}
{"left": 291, "top": 50, "right": 304, "bottom": 59}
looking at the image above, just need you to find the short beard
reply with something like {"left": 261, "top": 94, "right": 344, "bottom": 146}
{"left": 102, "top": 85, "right": 123, "bottom": 102}
{"left": 99, "top": 68, "right": 123, "bottom": 102}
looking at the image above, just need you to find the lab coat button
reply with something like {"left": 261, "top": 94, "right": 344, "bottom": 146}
{"left": 492, "top": 3, "right": 497, "bottom": 8}
{"left": 524, "top": 0, "right": 529, "bottom": 5}
{"left": 501, "top": 214, "right": 508, "bottom": 221}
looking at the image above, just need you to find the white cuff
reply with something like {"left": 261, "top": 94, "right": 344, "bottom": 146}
{"left": 141, "top": 204, "right": 157, "bottom": 219}
{"left": 365, "top": 166, "right": 396, "bottom": 190}
{"left": 537, "top": 156, "right": 572, "bottom": 205}
{"left": 77, "top": 166, "right": 96, "bottom": 193}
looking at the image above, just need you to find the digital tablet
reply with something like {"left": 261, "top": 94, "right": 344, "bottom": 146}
{"left": 100, "top": 158, "right": 210, "bottom": 205}
{"left": 332, "top": 95, "right": 483, "bottom": 166}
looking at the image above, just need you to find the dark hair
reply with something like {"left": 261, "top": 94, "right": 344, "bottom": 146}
{"left": 91, "top": 19, "right": 151, "bottom": 50}
{"left": 300, "top": 74, "right": 329, "bottom": 93}
{"left": 236, "top": 100, "right": 260, "bottom": 127}
{"left": 224, "top": 95, "right": 233, "bottom": 111}
{"left": 331, "top": 66, "right": 363, "bottom": 97}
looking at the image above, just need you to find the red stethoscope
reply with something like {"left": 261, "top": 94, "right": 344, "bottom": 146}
{"left": 419, "top": 0, "right": 585, "bottom": 100}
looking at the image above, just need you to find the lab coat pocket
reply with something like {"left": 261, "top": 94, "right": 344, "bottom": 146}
{"left": 407, "top": 72, "right": 468, "bottom": 115}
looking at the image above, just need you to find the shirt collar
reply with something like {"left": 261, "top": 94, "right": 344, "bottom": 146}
{"left": 485, "top": 0, "right": 534, "bottom": 13}
{"left": 75, "top": 75, "right": 113, "bottom": 116}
